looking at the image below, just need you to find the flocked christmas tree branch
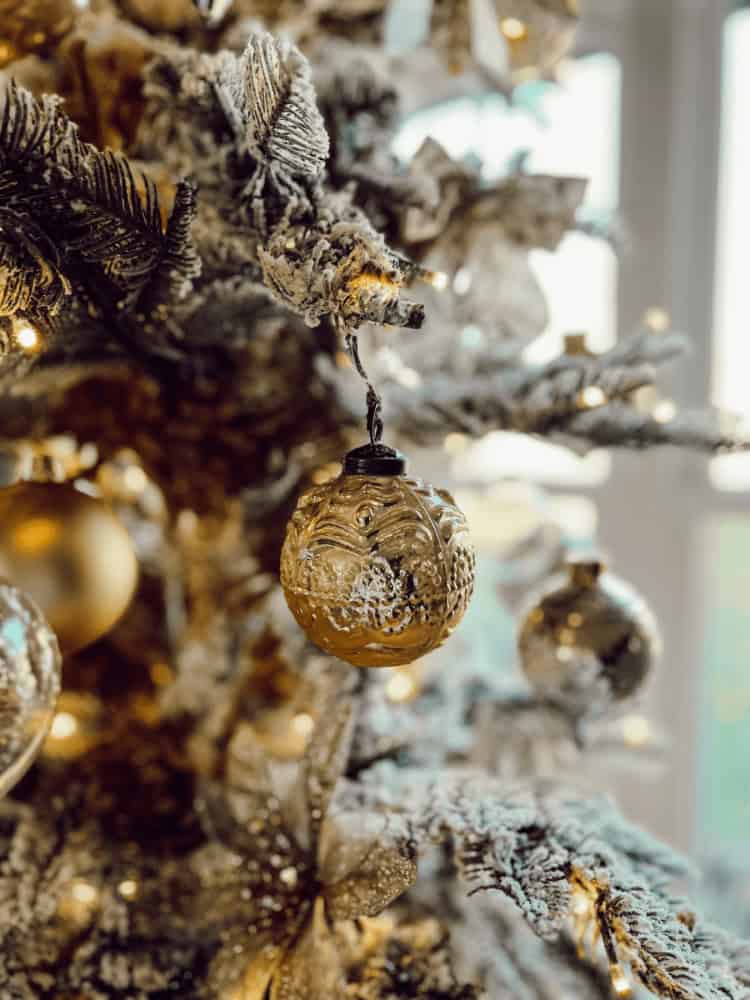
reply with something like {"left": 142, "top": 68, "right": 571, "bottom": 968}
{"left": 0, "top": 4, "right": 749, "bottom": 1000}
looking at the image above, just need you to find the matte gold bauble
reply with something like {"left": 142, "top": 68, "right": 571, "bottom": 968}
{"left": 281, "top": 445, "right": 475, "bottom": 668}
{"left": 0, "top": 579, "right": 61, "bottom": 796}
{"left": 518, "top": 559, "right": 659, "bottom": 719}
{"left": 0, "top": 483, "right": 139, "bottom": 654}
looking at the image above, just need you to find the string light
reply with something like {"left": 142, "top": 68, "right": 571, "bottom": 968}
{"left": 386, "top": 671, "right": 416, "bottom": 703}
{"left": 622, "top": 714, "right": 650, "bottom": 747}
{"left": 44, "top": 692, "right": 105, "bottom": 760}
{"left": 14, "top": 323, "right": 41, "bottom": 352}
{"left": 49, "top": 711, "right": 78, "bottom": 740}
{"left": 70, "top": 880, "right": 98, "bottom": 905}
{"left": 58, "top": 878, "right": 100, "bottom": 925}
{"left": 291, "top": 712, "right": 315, "bottom": 738}
{"left": 643, "top": 306, "right": 670, "bottom": 332}
{"left": 453, "top": 267, "right": 472, "bottom": 295}
{"left": 123, "top": 465, "right": 148, "bottom": 493}
{"left": 500, "top": 17, "right": 528, "bottom": 41}
{"left": 395, "top": 366, "right": 422, "bottom": 389}
{"left": 425, "top": 270, "right": 448, "bottom": 290}
{"left": 609, "top": 963, "right": 632, "bottom": 997}
{"left": 577, "top": 386, "right": 607, "bottom": 409}
{"left": 652, "top": 400, "right": 677, "bottom": 424}
{"left": 118, "top": 879, "right": 139, "bottom": 900}
{"left": 572, "top": 891, "right": 592, "bottom": 917}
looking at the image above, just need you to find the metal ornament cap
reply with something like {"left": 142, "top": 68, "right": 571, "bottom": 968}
{"left": 342, "top": 443, "right": 407, "bottom": 477}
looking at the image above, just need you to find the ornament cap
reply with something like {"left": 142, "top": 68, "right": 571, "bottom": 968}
{"left": 567, "top": 557, "right": 605, "bottom": 589}
{"left": 343, "top": 443, "right": 407, "bottom": 477}
{"left": 563, "top": 332, "right": 593, "bottom": 357}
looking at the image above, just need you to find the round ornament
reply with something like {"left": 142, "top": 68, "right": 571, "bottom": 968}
{"left": 0, "top": 483, "right": 139, "bottom": 654}
{"left": 517, "top": 559, "right": 659, "bottom": 719}
{"left": 0, "top": 579, "right": 61, "bottom": 796}
{"left": 280, "top": 444, "right": 475, "bottom": 667}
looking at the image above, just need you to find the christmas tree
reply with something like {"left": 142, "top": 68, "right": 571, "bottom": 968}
{"left": 0, "top": 1, "right": 747, "bottom": 998}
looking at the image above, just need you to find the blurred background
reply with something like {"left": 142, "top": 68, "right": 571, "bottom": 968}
{"left": 386, "top": 0, "right": 750, "bottom": 893}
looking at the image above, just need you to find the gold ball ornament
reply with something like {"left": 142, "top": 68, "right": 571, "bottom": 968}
{"left": 518, "top": 559, "right": 660, "bottom": 719}
{"left": 0, "top": 483, "right": 139, "bottom": 654}
{"left": 280, "top": 444, "right": 475, "bottom": 667}
{"left": 0, "top": 579, "right": 61, "bottom": 796}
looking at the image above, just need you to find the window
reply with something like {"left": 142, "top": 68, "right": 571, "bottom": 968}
{"left": 394, "top": 53, "right": 621, "bottom": 487}
{"left": 710, "top": 9, "right": 750, "bottom": 490}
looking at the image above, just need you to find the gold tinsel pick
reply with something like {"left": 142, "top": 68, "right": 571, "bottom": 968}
{"left": 195, "top": 691, "right": 417, "bottom": 999}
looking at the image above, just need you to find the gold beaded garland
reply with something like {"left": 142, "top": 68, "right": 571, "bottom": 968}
{"left": 280, "top": 444, "right": 475, "bottom": 668}
{"left": 517, "top": 558, "right": 660, "bottom": 719}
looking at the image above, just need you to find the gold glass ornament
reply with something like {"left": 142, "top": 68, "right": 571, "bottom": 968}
{"left": 0, "top": 483, "right": 139, "bottom": 654}
{"left": 0, "top": 579, "right": 61, "bottom": 796}
{"left": 518, "top": 559, "right": 660, "bottom": 719}
{"left": 281, "top": 444, "right": 475, "bottom": 667}
{"left": 0, "top": 0, "right": 75, "bottom": 67}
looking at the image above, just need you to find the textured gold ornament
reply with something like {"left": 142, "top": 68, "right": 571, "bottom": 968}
{"left": 0, "top": 579, "right": 61, "bottom": 796}
{"left": 280, "top": 445, "right": 475, "bottom": 667}
{"left": 0, "top": 483, "right": 139, "bottom": 654}
{"left": 518, "top": 559, "right": 659, "bottom": 719}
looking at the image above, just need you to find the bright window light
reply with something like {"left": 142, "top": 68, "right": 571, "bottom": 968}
{"left": 711, "top": 11, "right": 750, "bottom": 490}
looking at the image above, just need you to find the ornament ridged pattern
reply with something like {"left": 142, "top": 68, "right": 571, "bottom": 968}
{"left": 281, "top": 474, "right": 475, "bottom": 667}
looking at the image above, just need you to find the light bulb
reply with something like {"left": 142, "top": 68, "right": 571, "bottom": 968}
{"left": 501, "top": 17, "right": 528, "bottom": 41}
{"left": 577, "top": 386, "right": 607, "bottom": 409}
{"left": 49, "top": 712, "right": 78, "bottom": 740}
{"left": 15, "top": 324, "right": 40, "bottom": 352}
{"left": 609, "top": 963, "right": 632, "bottom": 997}
{"left": 386, "top": 672, "right": 416, "bottom": 703}
{"left": 118, "top": 879, "right": 139, "bottom": 900}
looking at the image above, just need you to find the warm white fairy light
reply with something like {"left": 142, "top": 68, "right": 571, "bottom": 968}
{"left": 578, "top": 386, "right": 608, "bottom": 409}
{"left": 652, "top": 400, "right": 677, "bottom": 424}
{"left": 609, "top": 963, "right": 632, "bottom": 997}
{"left": 15, "top": 324, "right": 41, "bottom": 352}
{"left": 426, "top": 270, "right": 449, "bottom": 291}
{"left": 123, "top": 465, "right": 148, "bottom": 493}
{"left": 70, "top": 880, "right": 98, "bottom": 905}
{"left": 291, "top": 712, "right": 315, "bottom": 737}
{"left": 453, "top": 268, "right": 472, "bottom": 296}
{"left": 50, "top": 711, "right": 79, "bottom": 740}
{"left": 118, "top": 879, "right": 139, "bottom": 900}
{"left": 501, "top": 17, "right": 528, "bottom": 41}
{"left": 396, "top": 366, "right": 422, "bottom": 389}
{"left": 622, "top": 714, "right": 650, "bottom": 747}
{"left": 572, "top": 891, "right": 592, "bottom": 917}
{"left": 643, "top": 306, "right": 670, "bottom": 332}
{"left": 386, "top": 672, "right": 416, "bottom": 703}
